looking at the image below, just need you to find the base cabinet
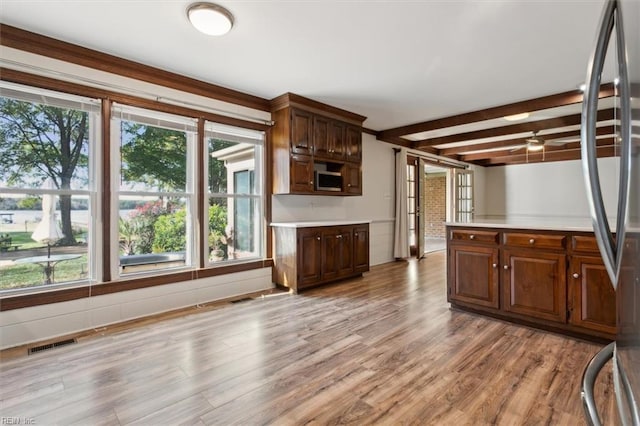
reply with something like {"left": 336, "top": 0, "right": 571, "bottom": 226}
{"left": 273, "top": 223, "right": 369, "bottom": 293}
{"left": 447, "top": 226, "right": 616, "bottom": 340}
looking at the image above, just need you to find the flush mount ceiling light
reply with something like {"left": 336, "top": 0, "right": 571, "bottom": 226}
{"left": 503, "top": 112, "right": 530, "bottom": 121}
{"left": 187, "top": 2, "right": 234, "bottom": 36}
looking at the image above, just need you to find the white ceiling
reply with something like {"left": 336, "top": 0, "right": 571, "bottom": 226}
{"left": 0, "top": 0, "right": 609, "bottom": 131}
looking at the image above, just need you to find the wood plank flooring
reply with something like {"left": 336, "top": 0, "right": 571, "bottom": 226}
{"left": 0, "top": 251, "right": 618, "bottom": 425}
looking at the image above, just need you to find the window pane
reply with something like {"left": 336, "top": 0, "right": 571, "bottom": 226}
{"left": 120, "top": 122, "right": 188, "bottom": 192}
{"left": 0, "top": 194, "right": 90, "bottom": 291}
{"left": 208, "top": 197, "right": 260, "bottom": 263}
{"left": 118, "top": 197, "right": 187, "bottom": 274}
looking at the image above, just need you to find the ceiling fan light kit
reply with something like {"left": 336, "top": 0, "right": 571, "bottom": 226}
{"left": 187, "top": 2, "right": 234, "bottom": 36}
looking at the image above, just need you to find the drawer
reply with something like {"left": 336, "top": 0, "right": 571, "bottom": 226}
{"left": 503, "top": 232, "right": 566, "bottom": 250}
{"left": 450, "top": 229, "right": 499, "bottom": 244}
{"left": 572, "top": 235, "right": 600, "bottom": 253}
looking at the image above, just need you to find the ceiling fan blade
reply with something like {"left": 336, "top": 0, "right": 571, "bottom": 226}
{"left": 509, "top": 144, "right": 527, "bottom": 152}
{"left": 545, "top": 140, "right": 571, "bottom": 146}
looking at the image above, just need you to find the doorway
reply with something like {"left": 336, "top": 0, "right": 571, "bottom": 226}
{"left": 406, "top": 156, "right": 460, "bottom": 258}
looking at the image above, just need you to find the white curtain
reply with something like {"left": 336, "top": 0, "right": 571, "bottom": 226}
{"left": 393, "top": 148, "right": 410, "bottom": 259}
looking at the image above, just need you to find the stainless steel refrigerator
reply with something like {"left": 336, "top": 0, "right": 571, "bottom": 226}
{"left": 580, "top": 0, "right": 640, "bottom": 425}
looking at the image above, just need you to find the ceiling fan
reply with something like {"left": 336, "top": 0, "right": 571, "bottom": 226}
{"left": 510, "top": 131, "right": 568, "bottom": 152}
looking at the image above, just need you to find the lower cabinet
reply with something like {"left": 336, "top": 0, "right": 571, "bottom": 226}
{"left": 447, "top": 226, "right": 617, "bottom": 340}
{"left": 273, "top": 223, "right": 369, "bottom": 293}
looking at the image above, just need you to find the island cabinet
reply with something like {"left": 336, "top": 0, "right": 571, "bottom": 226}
{"left": 270, "top": 93, "right": 366, "bottom": 196}
{"left": 272, "top": 222, "right": 370, "bottom": 293}
{"left": 447, "top": 226, "right": 617, "bottom": 341}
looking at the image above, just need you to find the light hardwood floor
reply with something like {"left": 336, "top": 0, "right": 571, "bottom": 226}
{"left": 0, "top": 251, "right": 617, "bottom": 425}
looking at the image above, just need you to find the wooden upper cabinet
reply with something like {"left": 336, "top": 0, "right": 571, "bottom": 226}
{"left": 343, "top": 162, "right": 362, "bottom": 195}
{"left": 313, "top": 115, "right": 330, "bottom": 158}
{"left": 345, "top": 124, "right": 362, "bottom": 162}
{"left": 291, "top": 108, "right": 314, "bottom": 155}
{"left": 270, "top": 93, "right": 366, "bottom": 195}
{"left": 290, "top": 154, "right": 314, "bottom": 193}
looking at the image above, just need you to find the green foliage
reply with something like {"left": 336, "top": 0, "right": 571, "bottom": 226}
{"left": 208, "top": 203, "right": 229, "bottom": 260}
{"left": 120, "top": 123, "right": 187, "bottom": 191}
{"left": 152, "top": 209, "right": 186, "bottom": 253}
{"left": 17, "top": 196, "right": 40, "bottom": 210}
{"left": 208, "top": 138, "right": 235, "bottom": 194}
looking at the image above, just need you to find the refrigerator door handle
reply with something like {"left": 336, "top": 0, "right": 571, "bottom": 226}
{"left": 581, "top": 342, "right": 615, "bottom": 426}
{"left": 580, "top": 0, "right": 630, "bottom": 288}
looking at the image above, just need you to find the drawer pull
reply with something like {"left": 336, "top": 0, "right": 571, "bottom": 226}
{"left": 316, "top": 236, "right": 320, "bottom": 241}
{"left": 573, "top": 273, "right": 580, "bottom": 279}
{"left": 469, "top": 235, "right": 475, "bottom": 240}
{"left": 492, "top": 263, "right": 497, "bottom": 269}
{"left": 504, "top": 265, "right": 509, "bottom": 270}
{"left": 529, "top": 238, "right": 535, "bottom": 244}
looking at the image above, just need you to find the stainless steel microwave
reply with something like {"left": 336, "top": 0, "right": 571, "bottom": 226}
{"left": 315, "top": 170, "right": 342, "bottom": 191}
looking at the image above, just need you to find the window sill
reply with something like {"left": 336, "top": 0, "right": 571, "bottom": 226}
{"left": 0, "top": 258, "right": 274, "bottom": 311}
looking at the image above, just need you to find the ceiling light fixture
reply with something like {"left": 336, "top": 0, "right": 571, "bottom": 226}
{"left": 527, "top": 143, "right": 545, "bottom": 152}
{"left": 187, "top": 2, "right": 234, "bottom": 36}
{"left": 503, "top": 112, "right": 530, "bottom": 121}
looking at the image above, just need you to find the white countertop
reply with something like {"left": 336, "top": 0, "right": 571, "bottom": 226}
{"left": 445, "top": 215, "right": 617, "bottom": 232}
{"left": 271, "top": 220, "right": 371, "bottom": 228}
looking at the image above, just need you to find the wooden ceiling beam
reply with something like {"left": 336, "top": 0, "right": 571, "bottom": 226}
{"left": 376, "top": 84, "right": 615, "bottom": 139}
{"left": 440, "top": 125, "right": 615, "bottom": 156}
{"left": 415, "top": 108, "right": 615, "bottom": 148}
{"left": 376, "top": 135, "right": 438, "bottom": 154}
{"left": 474, "top": 145, "right": 617, "bottom": 166}
{"left": 460, "top": 137, "right": 617, "bottom": 162}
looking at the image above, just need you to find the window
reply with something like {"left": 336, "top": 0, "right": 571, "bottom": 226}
{"left": 0, "top": 82, "right": 100, "bottom": 292}
{"left": 206, "top": 121, "right": 264, "bottom": 264}
{"left": 454, "top": 169, "right": 474, "bottom": 222}
{"left": 111, "top": 104, "right": 197, "bottom": 276}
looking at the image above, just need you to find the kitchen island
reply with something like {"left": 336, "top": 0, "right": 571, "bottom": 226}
{"left": 446, "top": 218, "right": 616, "bottom": 341}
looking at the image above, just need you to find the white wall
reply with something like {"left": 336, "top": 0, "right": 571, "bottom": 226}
{"left": 481, "top": 156, "right": 620, "bottom": 218}
{"left": 0, "top": 268, "right": 272, "bottom": 350}
{"left": 272, "top": 134, "right": 397, "bottom": 266}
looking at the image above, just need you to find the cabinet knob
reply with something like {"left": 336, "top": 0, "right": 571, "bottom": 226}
{"left": 348, "top": 184, "right": 352, "bottom": 187}
{"left": 355, "top": 232, "right": 358, "bottom": 236}
{"left": 573, "top": 273, "right": 580, "bottom": 279}
{"left": 529, "top": 238, "right": 535, "bottom": 244}
{"left": 316, "top": 236, "right": 320, "bottom": 241}
{"left": 337, "top": 234, "right": 342, "bottom": 239}
{"left": 309, "top": 181, "right": 314, "bottom": 185}
{"left": 469, "top": 235, "right": 475, "bottom": 240}
{"left": 503, "top": 265, "right": 509, "bottom": 270}
{"left": 492, "top": 263, "right": 497, "bottom": 269}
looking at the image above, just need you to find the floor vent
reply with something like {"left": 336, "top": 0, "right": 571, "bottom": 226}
{"left": 230, "top": 297, "right": 253, "bottom": 304}
{"left": 28, "top": 338, "right": 77, "bottom": 355}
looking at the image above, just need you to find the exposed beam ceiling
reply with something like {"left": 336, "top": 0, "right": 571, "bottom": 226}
{"left": 376, "top": 83, "right": 618, "bottom": 166}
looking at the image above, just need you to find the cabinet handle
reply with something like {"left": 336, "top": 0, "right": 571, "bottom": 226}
{"left": 503, "top": 265, "right": 509, "bottom": 270}
{"left": 492, "top": 263, "right": 497, "bottom": 269}
{"left": 573, "top": 273, "right": 580, "bottom": 279}
{"left": 336, "top": 235, "right": 342, "bottom": 239}
{"left": 355, "top": 232, "right": 358, "bottom": 236}
{"left": 529, "top": 238, "right": 535, "bottom": 245}
{"left": 469, "top": 235, "right": 475, "bottom": 240}
{"left": 316, "top": 236, "right": 320, "bottom": 241}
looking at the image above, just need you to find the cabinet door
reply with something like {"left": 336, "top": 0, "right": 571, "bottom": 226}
{"left": 290, "top": 154, "right": 314, "bottom": 193}
{"left": 321, "top": 228, "right": 339, "bottom": 282}
{"left": 345, "top": 124, "right": 362, "bottom": 162}
{"left": 353, "top": 225, "right": 370, "bottom": 273}
{"left": 313, "top": 115, "right": 330, "bottom": 159}
{"left": 298, "top": 229, "right": 322, "bottom": 287}
{"left": 569, "top": 255, "right": 616, "bottom": 335}
{"left": 337, "top": 228, "right": 353, "bottom": 277}
{"left": 328, "top": 120, "right": 346, "bottom": 160}
{"left": 343, "top": 162, "right": 362, "bottom": 195}
{"left": 291, "top": 108, "right": 313, "bottom": 155}
{"left": 502, "top": 249, "right": 566, "bottom": 322}
{"left": 449, "top": 244, "right": 499, "bottom": 309}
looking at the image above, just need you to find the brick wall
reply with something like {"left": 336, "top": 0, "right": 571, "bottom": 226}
{"left": 424, "top": 173, "right": 446, "bottom": 238}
